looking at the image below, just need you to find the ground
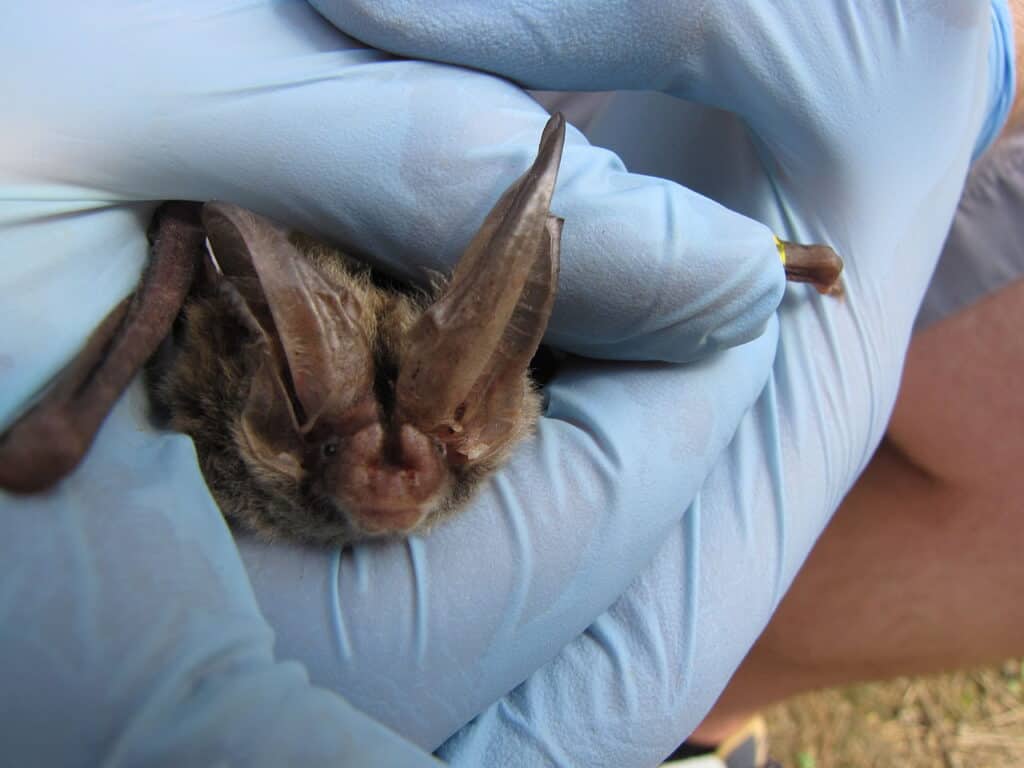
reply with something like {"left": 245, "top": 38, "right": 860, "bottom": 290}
{"left": 764, "top": 660, "right": 1024, "bottom": 767}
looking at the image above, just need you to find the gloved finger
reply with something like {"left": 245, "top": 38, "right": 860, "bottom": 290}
{"left": 3, "top": 0, "right": 785, "bottom": 370}
{"left": 0, "top": 384, "right": 439, "bottom": 766}
{"left": 237, "top": 325, "right": 779, "bottom": 751}
{"left": 312, "top": 1, "right": 1012, "bottom": 215}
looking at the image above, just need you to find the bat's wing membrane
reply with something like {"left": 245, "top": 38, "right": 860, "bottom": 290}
{"left": 0, "top": 203, "right": 201, "bottom": 493}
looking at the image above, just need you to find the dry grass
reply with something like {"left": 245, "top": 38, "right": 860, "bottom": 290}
{"left": 763, "top": 660, "right": 1024, "bottom": 767}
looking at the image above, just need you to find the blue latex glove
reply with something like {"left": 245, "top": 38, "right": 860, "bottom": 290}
{"left": 303, "top": 1, "right": 1012, "bottom": 766}
{"left": 0, "top": 0, "right": 792, "bottom": 763}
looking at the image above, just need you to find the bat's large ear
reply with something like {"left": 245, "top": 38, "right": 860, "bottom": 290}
{"left": 202, "top": 203, "right": 374, "bottom": 435}
{"left": 395, "top": 113, "right": 565, "bottom": 463}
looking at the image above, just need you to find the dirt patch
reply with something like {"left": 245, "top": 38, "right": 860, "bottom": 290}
{"left": 764, "top": 661, "right": 1024, "bottom": 767}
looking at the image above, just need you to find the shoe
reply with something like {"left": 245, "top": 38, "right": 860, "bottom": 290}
{"left": 663, "top": 716, "right": 779, "bottom": 768}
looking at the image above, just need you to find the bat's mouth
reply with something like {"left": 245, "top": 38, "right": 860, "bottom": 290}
{"left": 334, "top": 422, "right": 449, "bottom": 535}
{"left": 354, "top": 503, "right": 431, "bottom": 535}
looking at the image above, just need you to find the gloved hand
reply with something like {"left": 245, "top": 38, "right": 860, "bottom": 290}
{"left": 1, "top": 0, "right": 795, "bottom": 763}
{"left": 303, "top": 1, "right": 1011, "bottom": 766}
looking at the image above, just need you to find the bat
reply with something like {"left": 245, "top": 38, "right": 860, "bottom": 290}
{"left": 0, "top": 114, "right": 565, "bottom": 546}
{"left": 0, "top": 112, "right": 842, "bottom": 546}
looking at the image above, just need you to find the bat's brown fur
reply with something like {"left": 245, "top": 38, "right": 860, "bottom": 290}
{"left": 149, "top": 233, "right": 543, "bottom": 547}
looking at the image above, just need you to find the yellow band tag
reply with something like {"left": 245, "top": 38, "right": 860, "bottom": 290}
{"left": 774, "top": 235, "right": 787, "bottom": 266}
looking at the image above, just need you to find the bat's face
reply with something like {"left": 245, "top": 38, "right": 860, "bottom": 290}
{"left": 191, "top": 115, "right": 565, "bottom": 542}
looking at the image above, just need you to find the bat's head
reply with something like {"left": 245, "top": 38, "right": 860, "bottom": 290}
{"left": 199, "top": 114, "right": 565, "bottom": 543}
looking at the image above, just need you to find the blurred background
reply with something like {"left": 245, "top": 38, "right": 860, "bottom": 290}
{"left": 765, "top": 660, "right": 1024, "bottom": 767}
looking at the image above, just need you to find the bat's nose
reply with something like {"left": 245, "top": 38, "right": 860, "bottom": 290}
{"left": 337, "top": 423, "right": 449, "bottom": 535}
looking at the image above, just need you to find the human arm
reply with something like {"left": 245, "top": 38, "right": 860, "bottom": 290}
{"left": 691, "top": 81, "right": 1024, "bottom": 743}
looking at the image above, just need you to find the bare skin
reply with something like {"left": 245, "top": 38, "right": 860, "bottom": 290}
{"left": 689, "top": 274, "right": 1024, "bottom": 745}
{"left": 1012, "top": 0, "right": 1024, "bottom": 131}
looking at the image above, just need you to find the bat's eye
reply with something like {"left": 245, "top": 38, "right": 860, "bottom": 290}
{"left": 321, "top": 438, "right": 339, "bottom": 459}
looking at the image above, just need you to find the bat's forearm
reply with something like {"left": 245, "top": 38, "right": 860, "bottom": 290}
{"left": 0, "top": 202, "right": 202, "bottom": 494}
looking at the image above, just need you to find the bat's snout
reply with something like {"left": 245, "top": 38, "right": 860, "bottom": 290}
{"left": 335, "top": 423, "right": 449, "bottom": 535}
